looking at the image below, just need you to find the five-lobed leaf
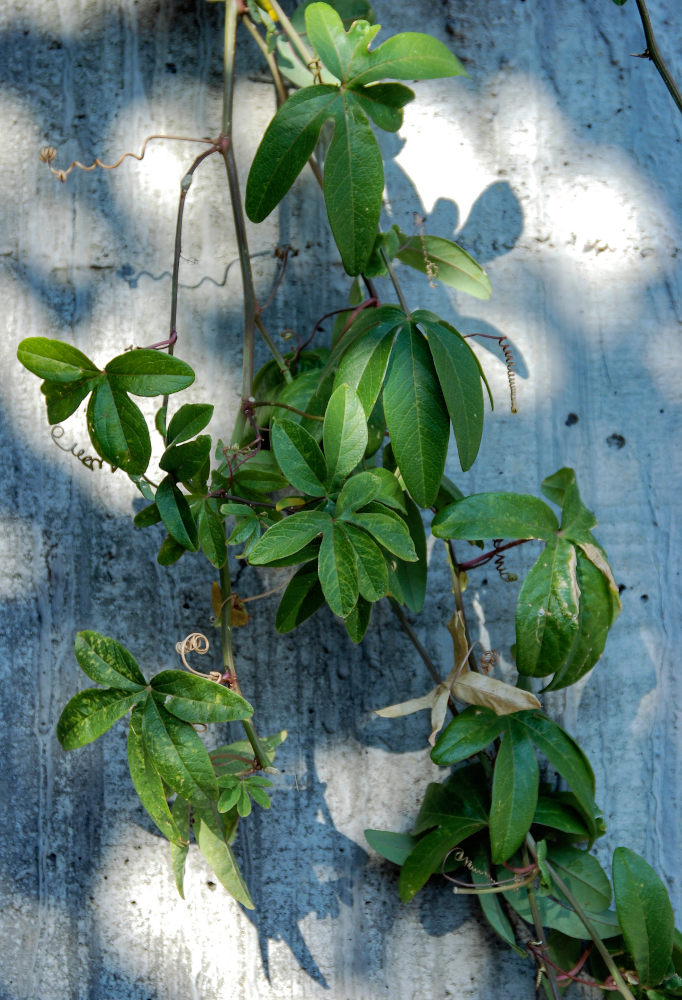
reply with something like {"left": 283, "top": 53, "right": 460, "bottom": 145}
{"left": 17, "top": 337, "right": 99, "bottom": 383}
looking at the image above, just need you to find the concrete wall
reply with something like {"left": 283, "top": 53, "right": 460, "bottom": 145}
{"left": 1, "top": 0, "right": 680, "bottom": 997}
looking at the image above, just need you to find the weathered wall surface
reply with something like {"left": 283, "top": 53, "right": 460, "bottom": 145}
{"left": 1, "top": 1, "right": 680, "bottom": 998}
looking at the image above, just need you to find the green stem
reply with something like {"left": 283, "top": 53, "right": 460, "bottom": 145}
{"left": 388, "top": 598, "right": 459, "bottom": 717}
{"left": 379, "top": 247, "right": 411, "bottom": 316}
{"left": 241, "top": 13, "right": 288, "bottom": 106}
{"left": 525, "top": 835, "right": 638, "bottom": 1000}
{"left": 523, "top": 846, "right": 562, "bottom": 1000}
{"left": 633, "top": 0, "right": 682, "bottom": 115}
{"left": 222, "top": 0, "right": 257, "bottom": 401}
{"left": 218, "top": 560, "right": 271, "bottom": 770}
{"left": 445, "top": 541, "right": 478, "bottom": 671}
{"left": 255, "top": 314, "right": 293, "bottom": 383}
{"left": 268, "top": 0, "right": 315, "bottom": 67}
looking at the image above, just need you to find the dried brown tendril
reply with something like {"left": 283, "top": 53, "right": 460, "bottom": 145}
{"left": 413, "top": 212, "right": 438, "bottom": 288}
{"left": 39, "top": 134, "right": 216, "bottom": 183}
{"left": 175, "top": 632, "right": 221, "bottom": 683}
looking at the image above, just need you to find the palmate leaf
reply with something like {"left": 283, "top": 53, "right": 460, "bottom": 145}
{"left": 41, "top": 378, "right": 96, "bottom": 424}
{"left": 247, "top": 8, "right": 464, "bottom": 273}
{"left": 390, "top": 495, "right": 427, "bottom": 613}
{"left": 344, "top": 594, "right": 372, "bottom": 642}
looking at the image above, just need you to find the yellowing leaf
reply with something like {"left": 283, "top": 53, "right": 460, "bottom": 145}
{"left": 451, "top": 670, "right": 541, "bottom": 716}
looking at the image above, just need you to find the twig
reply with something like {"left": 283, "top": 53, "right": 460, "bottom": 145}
{"left": 632, "top": 0, "right": 682, "bottom": 114}
{"left": 458, "top": 537, "right": 530, "bottom": 572}
{"left": 388, "top": 598, "right": 459, "bottom": 718}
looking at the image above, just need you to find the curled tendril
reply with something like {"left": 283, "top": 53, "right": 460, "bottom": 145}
{"left": 440, "top": 846, "right": 538, "bottom": 895}
{"left": 413, "top": 212, "right": 438, "bottom": 287}
{"left": 464, "top": 332, "right": 518, "bottom": 414}
{"left": 39, "top": 134, "right": 216, "bottom": 183}
{"left": 175, "top": 632, "right": 221, "bottom": 682}
{"left": 492, "top": 542, "right": 518, "bottom": 583}
{"left": 479, "top": 648, "right": 499, "bottom": 673}
{"left": 51, "top": 426, "right": 104, "bottom": 470}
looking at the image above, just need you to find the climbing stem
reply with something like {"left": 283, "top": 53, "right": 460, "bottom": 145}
{"left": 525, "top": 835, "right": 638, "bottom": 1000}
{"left": 267, "top": 0, "right": 315, "bottom": 68}
{"left": 219, "top": 560, "right": 271, "bottom": 770}
{"left": 379, "top": 247, "right": 411, "bottom": 315}
{"left": 445, "top": 541, "right": 478, "bottom": 671}
{"left": 633, "top": 0, "right": 682, "bottom": 114}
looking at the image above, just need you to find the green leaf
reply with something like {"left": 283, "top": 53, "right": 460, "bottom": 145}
{"left": 155, "top": 476, "right": 199, "bottom": 551}
{"left": 391, "top": 495, "right": 427, "bottom": 613}
{"left": 41, "top": 378, "right": 95, "bottom": 424}
{"left": 166, "top": 403, "right": 214, "bottom": 445}
{"left": 344, "top": 594, "right": 372, "bottom": 642}
{"left": 343, "top": 523, "right": 388, "bottom": 601}
{"left": 613, "top": 847, "right": 674, "bottom": 986}
{"left": 543, "top": 551, "right": 616, "bottom": 691}
{"left": 157, "top": 535, "right": 186, "bottom": 565}
{"left": 432, "top": 492, "right": 559, "bottom": 541}
{"left": 57, "top": 688, "right": 143, "bottom": 750}
{"left": 431, "top": 706, "right": 505, "bottom": 765}
{"left": 472, "top": 847, "right": 526, "bottom": 956}
{"left": 141, "top": 697, "right": 218, "bottom": 808}
{"left": 275, "top": 562, "right": 326, "bottom": 632}
{"left": 227, "top": 450, "right": 289, "bottom": 495}
{"left": 86, "top": 381, "right": 151, "bottom": 475}
{"left": 151, "top": 670, "right": 253, "bottom": 724}
{"left": 332, "top": 326, "right": 395, "bottom": 418}
{"left": 383, "top": 323, "right": 449, "bottom": 507}
{"left": 413, "top": 771, "right": 488, "bottom": 834}
{"left": 512, "top": 712, "right": 597, "bottom": 841}
{"left": 489, "top": 717, "right": 539, "bottom": 863}
{"left": 271, "top": 419, "right": 328, "bottom": 496}
{"left": 127, "top": 704, "right": 183, "bottom": 845}
{"left": 334, "top": 470, "right": 381, "bottom": 516}
{"left": 397, "top": 233, "right": 491, "bottom": 299}
{"left": 159, "top": 436, "right": 212, "bottom": 482}
{"left": 365, "top": 829, "right": 419, "bottom": 867}
{"left": 170, "top": 797, "right": 191, "bottom": 897}
{"left": 305, "top": 3, "right": 380, "bottom": 80}
{"left": 105, "top": 350, "right": 195, "bottom": 396}
{"left": 17, "top": 337, "right": 99, "bottom": 383}
{"left": 549, "top": 845, "right": 612, "bottom": 912}
{"left": 323, "top": 93, "right": 384, "bottom": 274}
{"left": 532, "top": 796, "right": 590, "bottom": 839}
{"left": 193, "top": 807, "right": 254, "bottom": 908}
{"left": 542, "top": 467, "right": 596, "bottom": 542}
{"left": 515, "top": 538, "right": 580, "bottom": 677}
{"left": 318, "top": 523, "right": 358, "bottom": 617}
{"left": 133, "top": 503, "right": 161, "bottom": 528}
{"left": 246, "top": 85, "right": 339, "bottom": 223}
{"left": 304, "top": 3, "right": 465, "bottom": 87}
{"left": 399, "top": 816, "right": 486, "bottom": 901}
{"left": 417, "top": 312, "right": 485, "bottom": 471}
{"left": 352, "top": 82, "right": 414, "bottom": 132}
{"left": 323, "top": 383, "right": 368, "bottom": 487}
{"left": 504, "top": 883, "right": 622, "bottom": 939}
{"left": 198, "top": 502, "right": 227, "bottom": 568}
{"left": 248, "top": 510, "right": 331, "bottom": 564}
{"left": 74, "top": 631, "right": 146, "bottom": 691}
{"left": 346, "top": 509, "right": 417, "bottom": 562}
